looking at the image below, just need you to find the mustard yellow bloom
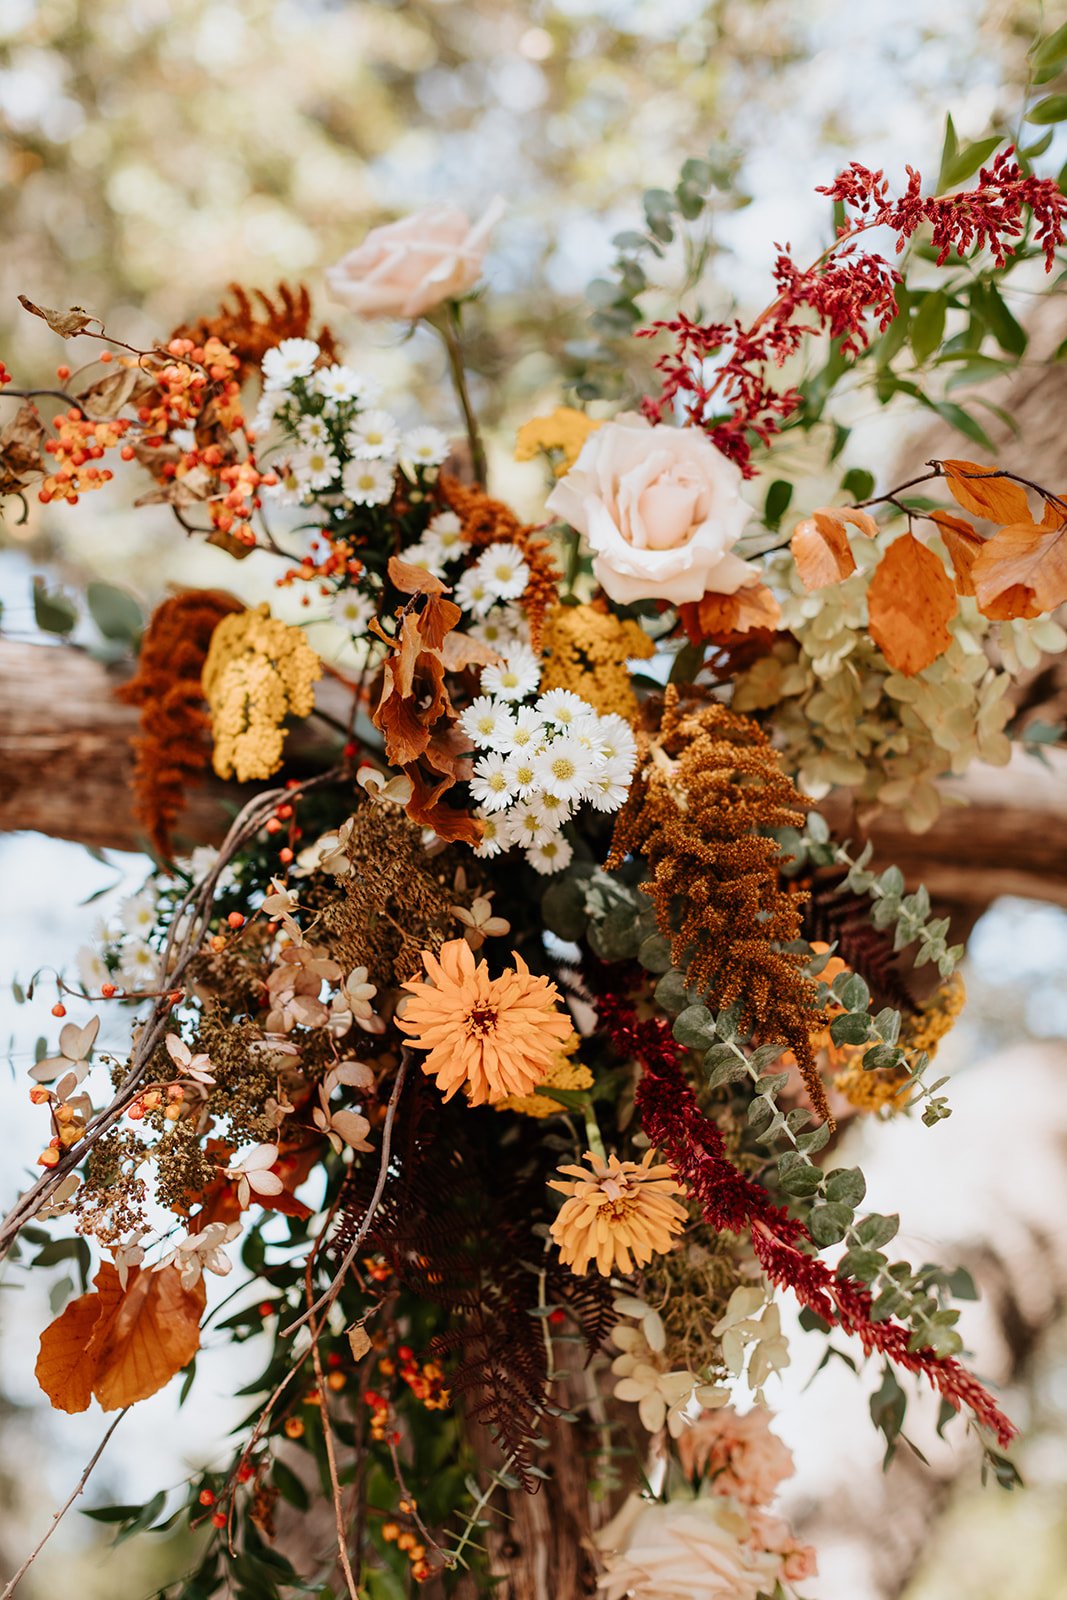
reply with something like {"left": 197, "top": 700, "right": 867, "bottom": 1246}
{"left": 515, "top": 406, "right": 602, "bottom": 475}
{"left": 539, "top": 602, "right": 654, "bottom": 722}
{"left": 202, "top": 604, "right": 321, "bottom": 781}
{"left": 549, "top": 1150, "right": 687, "bottom": 1276}
{"left": 398, "top": 939, "right": 574, "bottom": 1106}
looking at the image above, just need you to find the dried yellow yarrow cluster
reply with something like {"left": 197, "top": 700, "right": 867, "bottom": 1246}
{"left": 539, "top": 602, "right": 654, "bottom": 722}
{"left": 734, "top": 542, "right": 1067, "bottom": 830}
{"left": 515, "top": 405, "right": 602, "bottom": 475}
{"left": 202, "top": 604, "right": 322, "bottom": 781}
{"left": 495, "top": 1035, "right": 594, "bottom": 1118}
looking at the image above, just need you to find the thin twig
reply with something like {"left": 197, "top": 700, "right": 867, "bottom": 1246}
{"left": 0, "top": 1408, "right": 128, "bottom": 1599}
{"left": 437, "top": 306, "right": 488, "bottom": 487}
{"left": 283, "top": 1051, "right": 410, "bottom": 1338}
{"left": 307, "top": 1258, "right": 360, "bottom": 1599}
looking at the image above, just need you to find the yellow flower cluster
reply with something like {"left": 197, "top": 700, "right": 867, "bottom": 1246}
{"left": 495, "top": 1035, "right": 593, "bottom": 1118}
{"left": 539, "top": 602, "right": 654, "bottom": 722}
{"left": 515, "top": 405, "right": 602, "bottom": 475}
{"left": 202, "top": 604, "right": 322, "bottom": 782}
{"left": 834, "top": 973, "right": 966, "bottom": 1113}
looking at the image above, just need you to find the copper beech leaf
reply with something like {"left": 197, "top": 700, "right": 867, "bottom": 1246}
{"left": 790, "top": 508, "right": 877, "bottom": 590}
{"left": 35, "top": 1262, "right": 204, "bottom": 1414}
{"left": 929, "top": 510, "right": 983, "bottom": 597}
{"left": 970, "top": 502, "right": 1067, "bottom": 620}
{"left": 387, "top": 555, "right": 447, "bottom": 597}
{"left": 688, "top": 581, "right": 782, "bottom": 637}
{"left": 18, "top": 295, "right": 99, "bottom": 340}
{"left": 941, "top": 459, "right": 1032, "bottom": 525}
{"left": 867, "top": 534, "right": 957, "bottom": 676}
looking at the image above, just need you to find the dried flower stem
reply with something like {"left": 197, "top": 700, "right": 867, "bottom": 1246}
{"left": 306, "top": 1257, "right": 360, "bottom": 1600}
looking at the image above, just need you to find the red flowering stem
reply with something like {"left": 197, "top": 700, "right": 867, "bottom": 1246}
{"left": 594, "top": 987, "right": 1016, "bottom": 1447}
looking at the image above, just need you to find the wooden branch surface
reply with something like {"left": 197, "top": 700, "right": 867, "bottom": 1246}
{"left": 1, "top": 640, "right": 1065, "bottom": 913}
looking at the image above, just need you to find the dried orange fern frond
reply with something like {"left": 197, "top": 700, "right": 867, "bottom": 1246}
{"left": 171, "top": 282, "right": 339, "bottom": 381}
{"left": 607, "top": 688, "right": 832, "bottom": 1124}
{"left": 440, "top": 474, "right": 561, "bottom": 651}
{"left": 116, "top": 589, "right": 242, "bottom": 858}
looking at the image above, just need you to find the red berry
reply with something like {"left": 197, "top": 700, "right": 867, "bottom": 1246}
{"left": 278, "top": 847, "right": 294, "bottom": 865}
{"left": 51, "top": 1002, "right": 66, "bottom": 1017}
{"left": 199, "top": 1488, "right": 216, "bottom": 1507}
{"left": 210, "top": 1511, "right": 227, "bottom": 1529}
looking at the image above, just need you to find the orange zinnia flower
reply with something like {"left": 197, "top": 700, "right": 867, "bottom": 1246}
{"left": 398, "top": 939, "right": 574, "bottom": 1106}
{"left": 549, "top": 1150, "right": 687, "bottom": 1276}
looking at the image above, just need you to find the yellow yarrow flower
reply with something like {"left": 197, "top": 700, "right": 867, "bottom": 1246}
{"left": 202, "top": 604, "right": 322, "bottom": 782}
{"left": 515, "top": 406, "right": 602, "bottom": 476}
{"left": 539, "top": 602, "right": 654, "bottom": 722}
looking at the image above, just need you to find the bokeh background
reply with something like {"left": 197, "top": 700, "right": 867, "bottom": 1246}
{"left": 2, "top": 1, "right": 1067, "bottom": 1596}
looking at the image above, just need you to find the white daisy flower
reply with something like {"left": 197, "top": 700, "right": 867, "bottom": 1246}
{"left": 423, "top": 511, "right": 468, "bottom": 562}
{"left": 458, "top": 697, "right": 515, "bottom": 751}
{"left": 531, "top": 789, "right": 573, "bottom": 828}
{"left": 536, "top": 688, "right": 594, "bottom": 730}
{"left": 346, "top": 409, "right": 401, "bottom": 460}
{"left": 504, "top": 800, "right": 553, "bottom": 850}
{"left": 342, "top": 458, "right": 395, "bottom": 507}
{"left": 121, "top": 893, "right": 156, "bottom": 937}
{"left": 533, "top": 736, "right": 597, "bottom": 803}
{"left": 472, "top": 809, "right": 507, "bottom": 858}
{"left": 332, "top": 591, "right": 377, "bottom": 635}
{"left": 479, "top": 643, "right": 541, "bottom": 702}
{"left": 469, "top": 751, "right": 516, "bottom": 812}
{"left": 403, "top": 426, "right": 449, "bottom": 468}
{"left": 297, "top": 415, "right": 331, "bottom": 447}
{"left": 593, "top": 712, "right": 639, "bottom": 767}
{"left": 264, "top": 464, "right": 307, "bottom": 505}
{"left": 294, "top": 443, "right": 340, "bottom": 490}
{"left": 314, "top": 364, "right": 371, "bottom": 405}
{"left": 475, "top": 543, "right": 530, "bottom": 602}
{"left": 526, "top": 835, "right": 574, "bottom": 875}
{"left": 504, "top": 748, "right": 539, "bottom": 797}
{"left": 455, "top": 566, "right": 496, "bottom": 617}
{"left": 119, "top": 940, "right": 161, "bottom": 987}
{"left": 262, "top": 338, "right": 320, "bottom": 391}
{"left": 469, "top": 608, "right": 522, "bottom": 650}
{"left": 585, "top": 755, "right": 634, "bottom": 812}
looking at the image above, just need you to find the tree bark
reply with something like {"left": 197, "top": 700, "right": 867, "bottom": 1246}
{"left": 2, "top": 639, "right": 1066, "bottom": 916}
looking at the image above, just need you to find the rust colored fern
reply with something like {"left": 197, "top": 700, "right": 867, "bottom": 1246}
{"left": 171, "top": 282, "right": 339, "bottom": 382}
{"left": 440, "top": 475, "right": 561, "bottom": 651}
{"left": 607, "top": 688, "right": 832, "bottom": 1123}
{"left": 116, "top": 590, "right": 242, "bottom": 857}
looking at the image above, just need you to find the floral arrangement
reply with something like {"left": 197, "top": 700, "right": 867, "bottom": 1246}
{"left": 3, "top": 59, "right": 1067, "bottom": 1599}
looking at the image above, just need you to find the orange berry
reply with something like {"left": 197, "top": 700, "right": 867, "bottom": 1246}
{"left": 199, "top": 1489, "right": 216, "bottom": 1507}
{"left": 29, "top": 1087, "right": 51, "bottom": 1105}
{"left": 278, "top": 847, "right": 294, "bottom": 865}
{"left": 99, "top": 350, "right": 113, "bottom": 363}
{"left": 210, "top": 1511, "right": 227, "bottom": 1529}
{"left": 382, "top": 1522, "right": 400, "bottom": 1542}
{"left": 210, "top": 934, "right": 227, "bottom": 952}
{"left": 327, "top": 1371, "right": 345, "bottom": 1392}
{"left": 101, "top": 982, "right": 117, "bottom": 998}
{"left": 226, "top": 912, "right": 245, "bottom": 929}
{"left": 265, "top": 817, "right": 282, "bottom": 835}
{"left": 258, "top": 1301, "right": 274, "bottom": 1317}
{"left": 236, "top": 1464, "right": 254, "bottom": 1483}
{"left": 120, "top": 445, "right": 135, "bottom": 462}
{"left": 37, "top": 1148, "right": 61, "bottom": 1168}
{"left": 283, "top": 1417, "right": 304, "bottom": 1439}
{"left": 51, "top": 1002, "right": 66, "bottom": 1018}
{"left": 128, "top": 1101, "right": 145, "bottom": 1121}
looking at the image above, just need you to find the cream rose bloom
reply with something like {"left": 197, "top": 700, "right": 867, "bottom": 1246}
{"left": 326, "top": 199, "right": 504, "bottom": 320}
{"left": 595, "top": 1493, "right": 779, "bottom": 1600}
{"left": 545, "top": 414, "right": 753, "bottom": 606}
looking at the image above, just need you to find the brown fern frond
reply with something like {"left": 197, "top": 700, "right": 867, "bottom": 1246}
{"left": 607, "top": 688, "right": 833, "bottom": 1125}
{"left": 439, "top": 475, "right": 561, "bottom": 651}
{"left": 171, "top": 282, "right": 339, "bottom": 381}
{"left": 116, "top": 590, "right": 242, "bottom": 858}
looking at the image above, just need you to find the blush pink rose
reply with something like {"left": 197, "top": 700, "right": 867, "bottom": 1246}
{"left": 545, "top": 414, "right": 753, "bottom": 606}
{"left": 326, "top": 199, "right": 504, "bottom": 320}
{"left": 747, "top": 1511, "right": 819, "bottom": 1583}
{"left": 677, "top": 1405, "right": 795, "bottom": 1507}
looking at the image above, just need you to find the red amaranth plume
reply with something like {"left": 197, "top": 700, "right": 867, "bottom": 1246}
{"left": 642, "top": 146, "right": 1066, "bottom": 476}
{"left": 594, "top": 986, "right": 1016, "bottom": 1447}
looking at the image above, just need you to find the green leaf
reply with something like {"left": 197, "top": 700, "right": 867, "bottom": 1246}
{"left": 763, "top": 478, "right": 793, "bottom": 531}
{"left": 829, "top": 1012, "right": 872, "bottom": 1047}
{"left": 838, "top": 1246, "right": 887, "bottom": 1282}
{"left": 1033, "top": 21, "right": 1067, "bottom": 77}
{"left": 637, "top": 933, "right": 672, "bottom": 973}
{"left": 809, "top": 1201, "right": 853, "bottom": 1246}
{"left": 910, "top": 292, "right": 947, "bottom": 364}
{"left": 673, "top": 1004, "right": 716, "bottom": 1049}
{"left": 653, "top": 969, "right": 691, "bottom": 1016}
{"left": 32, "top": 577, "right": 78, "bottom": 636}
{"left": 796, "top": 1122, "right": 831, "bottom": 1155}
{"left": 532, "top": 1084, "right": 589, "bottom": 1111}
{"left": 841, "top": 467, "right": 874, "bottom": 501}
{"left": 942, "top": 136, "right": 1002, "bottom": 188}
{"left": 705, "top": 1045, "right": 749, "bottom": 1089}
{"left": 273, "top": 1458, "right": 310, "bottom": 1511}
{"left": 824, "top": 1167, "right": 867, "bottom": 1207}
{"left": 923, "top": 398, "right": 996, "bottom": 451}
{"left": 1026, "top": 94, "right": 1067, "bottom": 124}
{"left": 935, "top": 114, "right": 959, "bottom": 191}
{"left": 855, "top": 1212, "right": 899, "bottom": 1249}
{"left": 862, "top": 1042, "right": 904, "bottom": 1072}
{"left": 541, "top": 878, "right": 588, "bottom": 942}
{"left": 86, "top": 581, "right": 143, "bottom": 644}
{"left": 982, "top": 283, "right": 1027, "bottom": 356}
{"left": 779, "top": 1165, "right": 823, "bottom": 1198}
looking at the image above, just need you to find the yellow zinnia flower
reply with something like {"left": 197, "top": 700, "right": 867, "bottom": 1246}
{"left": 398, "top": 939, "right": 574, "bottom": 1106}
{"left": 549, "top": 1150, "right": 687, "bottom": 1276}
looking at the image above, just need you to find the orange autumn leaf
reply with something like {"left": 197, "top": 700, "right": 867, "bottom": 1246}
{"left": 92, "top": 1264, "right": 206, "bottom": 1411}
{"left": 387, "top": 554, "right": 447, "bottom": 597}
{"left": 790, "top": 508, "right": 876, "bottom": 590}
{"left": 35, "top": 1262, "right": 204, "bottom": 1414}
{"left": 867, "top": 533, "right": 957, "bottom": 676}
{"left": 941, "top": 460, "right": 1031, "bottom": 525}
{"left": 929, "top": 510, "right": 983, "bottom": 597}
{"left": 970, "top": 505, "right": 1067, "bottom": 620}
{"left": 685, "top": 581, "right": 782, "bottom": 639}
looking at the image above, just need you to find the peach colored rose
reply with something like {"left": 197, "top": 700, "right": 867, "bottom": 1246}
{"left": 326, "top": 200, "right": 504, "bottom": 320}
{"left": 545, "top": 414, "right": 753, "bottom": 606}
{"left": 677, "top": 1404, "right": 794, "bottom": 1508}
{"left": 747, "top": 1510, "right": 819, "bottom": 1583}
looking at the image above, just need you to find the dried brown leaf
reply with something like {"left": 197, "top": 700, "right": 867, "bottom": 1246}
{"left": 867, "top": 533, "right": 957, "bottom": 676}
{"left": 971, "top": 510, "right": 1067, "bottom": 619}
{"left": 929, "top": 510, "right": 983, "bottom": 597}
{"left": 790, "top": 508, "right": 872, "bottom": 590}
{"left": 942, "top": 459, "right": 1031, "bottom": 525}
{"left": 18, "top": 296, "right": 98, "bottom": 340}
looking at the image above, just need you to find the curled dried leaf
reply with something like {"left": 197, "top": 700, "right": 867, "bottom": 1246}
{"left": 790, "top": 508, "right": 874, "bottom": 590}
{"left": 18, "top": 295, "right": 99, "bottom": 340}
{"left": 970, "top": 506, "right": 1067, "bottom": 619}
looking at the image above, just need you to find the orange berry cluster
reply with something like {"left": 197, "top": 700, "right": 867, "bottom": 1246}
{"left": 362, "top": 1388, "right": 398, "bottom": 1445}
{"left": 382, "top": 1511, "right": 432, "bottom": 1583}
{"left": 275, "top": 534, "right": 364, "bottom": 593}
{"left": 127, "top": 1082, "right": 185, "bottom": 1123}
{"left": 31, "top": 1083, "right": 88, "bottom": 1165}
{"left": 386, "top": 1345, "right": 450, "bottom": 1412}
{"left": 38, "top": 406, "right": 129, "bottom": 504}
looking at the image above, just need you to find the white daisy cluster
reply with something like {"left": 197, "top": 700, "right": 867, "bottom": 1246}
{"left": 399, "top": 524, "right": 533, "bottom": 652}
{"left": 255, "top": 338, "right": 450, "bottom": 512}
{"left": 459, "top": 680, "right": 637, "bottom": 876}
